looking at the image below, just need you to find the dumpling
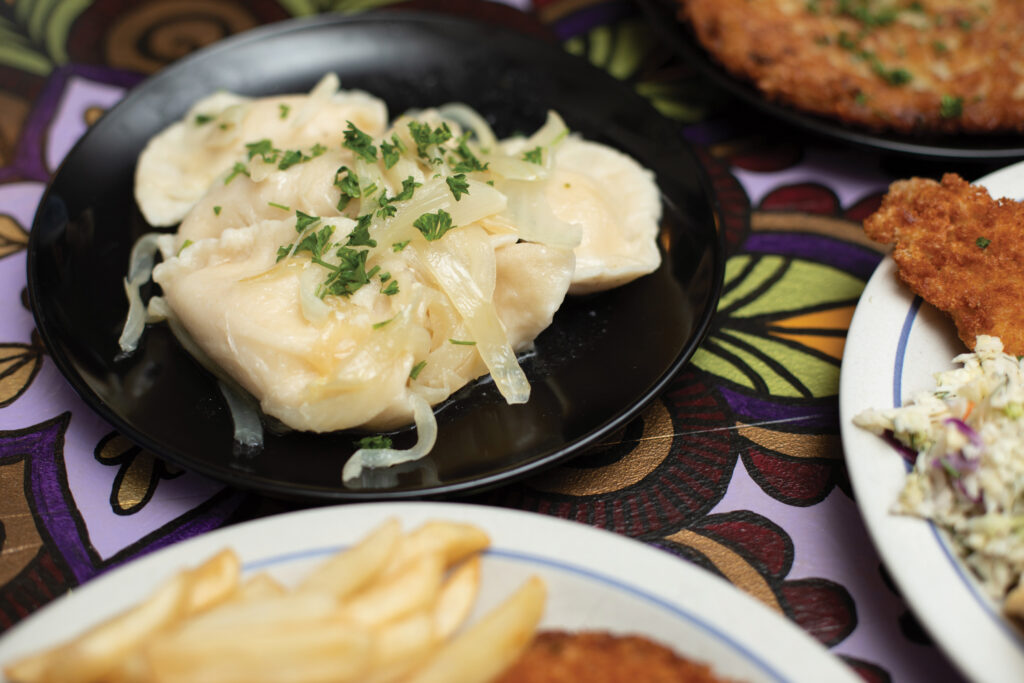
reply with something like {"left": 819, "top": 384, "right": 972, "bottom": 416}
{"left": 134, "top": 74, "right": 388, "bottom": 226}
{"left": 547, "top": 137, "right": 662, "bottom": 294}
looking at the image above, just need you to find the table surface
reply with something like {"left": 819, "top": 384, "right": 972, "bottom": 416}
{"left": 0, "top": 0, "right": 1008, "bottom": 681}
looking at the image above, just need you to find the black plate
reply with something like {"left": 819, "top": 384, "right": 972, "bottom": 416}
{"left": 638, "top": 0, "right": 1024, "bottom": 162}
{"left": 27, "top": 12, "right": 722, "bottom": 501}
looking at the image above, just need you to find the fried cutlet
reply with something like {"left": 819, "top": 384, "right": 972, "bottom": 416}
{"left": 863, "top": 173, "right": 1024, "bottom": 353}
{"left": 492, "top": 630, "right": 734, "bottom": 683}
{"left": 679, "top": 0, "right": 1024, "bottom": 134}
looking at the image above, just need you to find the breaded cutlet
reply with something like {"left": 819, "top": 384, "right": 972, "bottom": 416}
{"left": 863, "top": 173, "right": 1024, "bottom": 354}
{"left": 679, "top": 0, "right": 1024, "bottom": 134}
{"left": 493, "top": 631, "right": 733, "bottom": 683}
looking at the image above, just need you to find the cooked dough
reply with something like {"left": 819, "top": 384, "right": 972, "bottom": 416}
{"left": 680, "top": 0, "right": 1024, "bottom": 134}
{"left": 864, "top": 173, "right": 1024, "bottom": 354}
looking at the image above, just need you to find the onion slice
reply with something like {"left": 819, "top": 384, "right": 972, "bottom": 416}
{"left": 343, "top": 393, "right": 437, "bottom": 481}
{"left": 118, "top": 232, "right": 164, "bottom": 354}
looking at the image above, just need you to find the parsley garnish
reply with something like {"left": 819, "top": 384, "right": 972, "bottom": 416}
{"left": 318, "top": 247, "right": 377, "bottom": 298}
{"left": 177, "top": 239, "right": 193, "bottom": 256}
{"left": 372, "top": 316, "right": 395, "bottom": 329}
{"left": 380, "top": 134, "right": 406, "bottom": 169}
{"left": 375, "top": 177, "right": 422, "bottom": 218}
{"left": 334, "top": 166, "right": 365, "bottom": 210}
{"left": 293, "top": 224, "right": 335, "bottom": 260}
{"left": 408, "top": 121, "right": 453, "bottom": 159}
{"left": 246, "top": 139, "right": 277, "bottom": 162}
{"left": 446, "top": 174, "right": 470, "bottom": 201}
{"left": 451, "top": 135, "right": 489, "bottom": 173}
{"left": 343, "top": 121, "right": 377, "bottom": 162}
{"left": 449, "top": 339, "right": 476, "bottom": 346}
{"left": 413, "top": 209, "right": 456, "bottom": 242}
{"left": 355, "top": 435, "right": 393, "bottom": 449}
{"left": 409, "top": 360, "right": 427, "bottom": 380}
{"left": 523, "top": 146, "right": 543, "bottom": 164}
{"left": 392, "top": 240, "right": 410, "bottom": 252}
{"left": 278, "top": 103, "right": 290, "bottom": 119}
{"left": 940, "top": 94, "right": 964, "bottom": 118}
{"left": 277, "top": 149, "right": 305, "bottom": 170}
{"left": 345, "top": 215, "right": 377, "bottom": 248}
{"left": 213, "top": 205, "right": 222, "bottom": 216}
{"left": 194, "top": 113, "right": 214, "bottom": 125}
{"left": 295, "top": 210, "right": 320, "bottom": 233}
{"left": 268, "top": 201, "right": 290, "bottom": 211}
{"left": 976, "top": 236, "right": 991, "bottom": 249}
{"left": 382, "top": 280, "right": 399, "bottom": 296}
{"left": 224, "top": 162, "right": 250, "bottom": 185}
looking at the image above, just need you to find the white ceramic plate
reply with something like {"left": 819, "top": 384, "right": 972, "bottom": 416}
{"left": 839, "top": 161, "right": 1024, "bottom": 683}
{"left": 0, "top": 502, "right": 856, "bottom": 683}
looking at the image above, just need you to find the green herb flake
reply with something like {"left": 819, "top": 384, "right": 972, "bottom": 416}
{"left": 268, "top": 201, "right": 291, "bottom": 211}
{"left": 413, "top": 209, "right": 456, "bottom": 242}
{"left": 277, "top": 149, "right": 305, "bottom": 170}
{"left": 446, "top": 174, "right": 470, "bottom": 201}
{"left": 408, "top": 120, "right": 453, "bottom": 159}
{"left": 295, "top": 210, "right": 320, "bottom": 233}
{"left": 409, "top": 360, "right": 427, "bottom": 380}
{"left": 294, "top": 224, "right": 335, "bottom": 260}
{"left": 343, "top": 121, "right": 378, "bottom": 162}
{"left": 522, "top": 146, "right": 543, "bottom": 165}
{"left": 177, "top": 239, "right": 194, "bottom": 256}
{"left": 346, "top": 215, "right": 377, "bottom": 248}
{"left": 224, "top": 162, "right": 250, "bottom": 185}
{"left": 318, "top": 246, "right": 374, "bottom": 298}
{"left": 372, "top": 316, "right": 396, "bottom": 329}
{"left": 278, "top": 103, "right": 290, "bottom": 119}
{"left": 940, "top": 94, "right": 964, "bottom": 118}
{"left": 449, "top": 339, "right": 477, "bottom": 346}
{"left": 194, "top": 113, "right": 215, "bottom": 125}
{"left": 380, "top": 134, "right": 406, "bottom": 169}
{"left": 245, "top": 138, "right": 277, "bottom": 162}
{"left": 382, "top": 280, "right": 399, "bottom": 296}
{"left": 976, "top": 236, "right": 991, "bottom": 249}
{"left": 355, "top": 435, "right": 393, "bottom": 449}
{"left": 932, "top": 40, "right": 949, "bottom": 55}
{"left": 213, "top": 205, "right": 222, "bottom": 216}
{"left": 276, "top": 245, "right": 292, "bottom": 262}
{"left": 392, "top": 240, "right": 410, "bottom": 252}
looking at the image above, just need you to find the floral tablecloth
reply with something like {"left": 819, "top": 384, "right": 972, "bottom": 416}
{"left": 0, "top": 0, "right": 997, "bottom": 681}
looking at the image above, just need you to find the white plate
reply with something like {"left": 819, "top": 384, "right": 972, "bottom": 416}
{"left": 0, "top": 502, "right": 856, "bottom": 683}
{"left": 839, "top": 161, "right": 1024, "bottom": 683}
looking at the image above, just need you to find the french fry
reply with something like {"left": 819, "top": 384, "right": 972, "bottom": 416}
{"left": 406, "top": 576, "right": 547, "bottom": 683}
{"left": 296, "top": 518, "right": 400, "bottom": 599}
{"left": 385, "top": 521, "right": 490, "bottom": 573}
{"left": 4, "top": 518, "right": 548, "bottom": 683}
{"left": 342, "top": 551, "right": 444, "bottom": 628}
{"left": 434, "top": 555, "right": 482, "bottom": 639}
{"left": 141, "top": 614, "right": 373, "bottom": 683}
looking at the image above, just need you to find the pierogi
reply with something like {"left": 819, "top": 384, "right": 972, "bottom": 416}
{"left": 126, "top": 75, "right": 662, "bottom": 478}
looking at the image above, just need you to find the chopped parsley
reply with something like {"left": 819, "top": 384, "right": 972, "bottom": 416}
{"left": 449, "top": 339, "right": 476, "bottom": 346}
{"left": 194, "top": 113, "right": 214, "bottom": 125}
{"left": 522, "top": 146, "right": 543, "bottom": 165}
{"left": 354, "top": 435, "right": 393, "bottom": 449}
{"left": 224, "top": 162, "right": 250, "bottom": 185}
{"left": 413, "top": 209, "right": 456, "bottom": 242}
{"left": 246, "top": 138, "right": 277, "bottom": 162}
{"left": 345, "top": 215, "right": 377, "bottom": 248}
{"left": 976, "top": 236, "right": 991, "bottom": 249}
{"left": 213, "top": 205, "right": 222, "bottom": 216}
{"left": 268, "top": 201, "right": 290, "bottom": 211}
{"left": 409, "top": 360, "right": 427, "bottom": 380}
{"left": 382, "top": 280, "right": 399, "bottom": 296}
{"left": 376, "top": 177, "right": 422, "bottom": 219}
{"left": 380, "top": 134, "right": 406, "bottom": 169}
{"left": 295, "top": 210, "right": 320, "bottom": 233}
{"left": 450, "top": 135, "right": 489, "bottom": 173}
{"left": 446, "top": 174, "right": 470, "bottom": 201}
{"left": 392, "top": 240, "right": 410, "bottom": 252}
{"left": 343, "top": 121, "right": 378, "bottom": 162}
{"left": 372, "top": 316, "right": 395, "bottom": 329}
{"left": 408, "top": 121, "right": 453, "bottom": 159}
{"left": 278, "top": 103, "right": 290, "bottom": 119}
{"left": 334, "top": 166, "right": 368, "bottom": 210}
{"left": 318, "top": 246, "right": 379, "bottom": 298}
{"left": 177, "top": 239, "right": 193, "bottom": 256}
{"left": 940, "top": 94, "right": 964, "bottom": 119}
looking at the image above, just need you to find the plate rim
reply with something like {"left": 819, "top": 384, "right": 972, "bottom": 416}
{"left": 25, "top": 10, "right": 725, "bottom": 501}
{"left": 636, "top": 0, "right": 1024, "bottom": 162}
{"left": 0, "top": 501, "right": 859, "bottom": 683}
{"left": 839, "top": 159, "right": 1024, "bottom": 682}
